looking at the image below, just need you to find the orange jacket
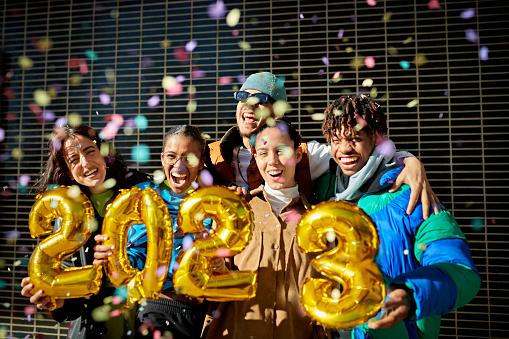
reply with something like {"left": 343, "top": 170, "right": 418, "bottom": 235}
{"left": 206, "top": 126, "right": 313, "bottom": 200}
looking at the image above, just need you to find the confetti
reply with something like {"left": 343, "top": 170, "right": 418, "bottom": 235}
{"left": 24, "top": 306, "right": 36, "bottom": 316}
{"left": 438, "top": 112, "right": 444, "bottom": 118}
{"left": 70, "top": 74, "right": 83, "bottom": 85}
{"left": 318, "top": 69, "right": 324, "bottom": 75}
{"left": 99, "top": 93, "right": 111, "bottom": 106}
{"left": 85, "top": 49, "right": 98, "bottom": 60}
{"left": 331, "top": 288, "right": 341, "bottom": 299}
{"left": 465, "top": 29, "right": 478, "bottom": 43}
{"left": 12, "top": 148, "right": 24, "bottom": 160}
{"left": 460, "top": 8, "right": 475, "bottom": 19}
{"left": 226, "top": 8, "right": 241, "bottom": 27}
{"left": 99, "top": 121, "right": 119, "bottom": 140}
{"left": 167, "top": 82, "right": 183, "bottom": 96}
{"left": 153, "top": 169, "right": 165, "bottom": 184}
{"left": 173, "top": 47, "right": 189, "bottom": 63}
{"left": 216, "top": 248, "right": 231, "bottom": 258}
{"left": 470, "top": 218, "right": 484, "bottom": 232}
{"left": 238, "top": 41, "right": 251, "bottom": 50}
{"left": 131, "top": 144, "right": 150, "bottom": 164}
{"left": 200, "top": 169, "right": 214, "bottom": 187}
{"left": 147, "top": 95, "right": 160, "bottom": 108}
{"left": 479, "top": 46, "right": 489, "bottom": 61}
{"left": 403, "top": 249, "right": 409, "bottom": 255}
{"left": 364, "top": 56, "right": 375, "bottom": 68}
{"left": 91, "top": 305, "right": 111, "bottom": 322}
{"left": 208, "top": 0, "right": 226, "bottom": 19}
{"left": 332, "top": 71, "right": 341, "bottom": 79}
{"left": 311, "top": 14, "right": 318, "bottom": 24}
{"left": 185, "top": 40, "right": 197, "bottom": 52}
{"left": 400, "top": 60, "right": 410, "bottom": 69}
{"left": 42, "top": 110, "right": 55, "bottom": 121}
{"left": 5, "top": 229, "right": 20, "bottom": 241}
{"left": 367, "top": 0, "right": 377, "bottom": 6}
{"left": 192, "top": 68, "right": 206, "bottom": 79}
{"left": 311, "top": 113, "right": 324, "bottom": 121}
{"left": 417, "top": 243, "right": 427, "bottom": 251}
{"left": 218, "top": 76, "right": 232, "bottom": 85}
{"left": 18, "top": 56, "right": 33, "bottom": 69}
{"left": 326, "top": 231, "right": 336, "bottom": 243}
{"left": 33, "top": 89, "right": 51, "bottom": 107}
{"left": 67, "top": 185, "right": 81, "bottom": 198}
{"left": 376, "top": 138, "right": 396, "bottom": 159}
{"left": 362, "top": 78, "right": 373, "bottom": 87}
{"left": 182, "top": 235, "right": 193, "bottom": 251}
{"left": 135, "top": 115, "right": 148, "bottom": 130}
{"left": 79, "top": 59, "right": 88, "bottom": 75}
{"left": 19, "top": 174, "right": 30, "bottom": 186}
{"left": 212, "top": 309, "right": 221, "bottom": 318}
{"left": 382, "top": 12, "right": 392, "bottom": 22}
{"left": 428, "top": 0, "right": 439, "bottom": 9}
{"left": 186, "top": 100, "right": 197, "bottom": 113}
{"left": 141, "top": 56, "right": 152, "bottom": 68}
{"left": 337, "top": 29, "right": 344, "bottom": 39}
{"left": 407, "top": 99, "right": 419, "bottom": 108}
{"left": 0, "top": 128, "right": 4, "bottom": 142}
{"left": 160, "top": 39, "right": 171, "bottom": 48}
{"left": 321, "top": 56, "right": 330, "bottom": 66}
{"left": 102, "top": 178, "right": 116, "bottom": 189}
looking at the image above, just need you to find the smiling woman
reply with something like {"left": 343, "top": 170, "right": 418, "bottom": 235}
{"left": 20, "top": 124, "right": 151, "bottom": 339}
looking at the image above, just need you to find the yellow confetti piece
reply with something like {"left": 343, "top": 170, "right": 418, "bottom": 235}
{"left": 345, "top": 47, "right": 354, "bottom": 53}
{"left": 105, "top": 69, "right": 116, "bottom": 83}
{"left": 273, "top": 100, "right": 291, "bottom": 117}
{"left": 333, "top": 109, "right": 342, "bottom": 116}
{"left": 331, "top": 288, "right": 341, "bottom": 299}
{"left": 100, "top": 143, "right": 110, "bottom": 157}
{"left": 102, "top": 178, "right": 116, "bottom": 189}
{"left": 403, "top": 249, "right": 409, "bottom": 255}
{"left": 162, "top": 76, "right": 176, "bottom": 90}
{"left": 403, "top": 36, "right": 413, "bottom": 44}
{"left": 68, "top": 113, "right": 82, "bottom": 126}
{"left": 353, "top": 124, "right": 364, "bottom": 132}
{"left": 39, "top": 37, "right": 54, "bottom": 51}
{"left": 89, "top": 219, "right": 99, "bottom": 233}
{"left": 370, "top": 87, "right": 378, "bottom": 98}
{"left": 70, "top": 74, "right": 82, "bottom": 85}
{"left": 362, "top": 78, "right": 373, "bottom": 87}
{"left": 186, "top": 100, "right": 197, "bottom": 113}
{"left": 201, "top": 133, "right": 211, "bottom": 139}
{"left": 160, "top": 39, "right": 171, "bottom": 49}
{"left": 305, "top": 105, "right": 314, "bottom": 114}
{"left": 311, "top": 113, "right": 324, "bottom": 121}
{"left": 413, "top": 54, "right": 427, "bottom": 67}
{"left": 188, "top": 85, "right": 196, "bottom": 95}
{"left": 238, "top": 41, "right": 251, "bottom": 51}
{"left": 254, "top": 107, "right": 270, "bottom": 120}
{"left": 12, "top": 148, "right": 24, "bottom": 159}
{"left": 417, "top": 243, "right": 427, "bottom": 251}
{"left": 110, "top": 9, "right": 119, "bottom": 19}
{"left": 388, "top": 46, "right": 399, "bottom": 55}
{"left": 278, "top": 144, "right": 294, "bottom": 159}
{"left": 349, "top": 56, "right": 364, "bottom": 70}
{"left": 48, "top": 86, "right": 58, "bottom": 98}
{"left": 186, "top": 153, "right": 200, "bottom": 167}
{"left": 14, "top": 260, "right": 22, "bottom": 266}
{"left": 226, "top": 8, "right": 241, "bottom": 27}
{"left": 124, "top": 127, "right": 134, "bottom": 136}
{"left": 326, "top": 231, "right": 335, "bottom": 243}
{"left": 18, "top": 56, "right": 33, "bottom": 69}
{"left": 91, "top": 305, "right": 112, "bottom": 322}
{"left": 67, "top": 185, "right": 81, "bottom": 198}
{"left": 266, "top": 117, "right": 276, "bottom": 127}
{"left": 382, "top": 12, "right": 393, "bottom": 22}
{"left": 34, "top": 89, "right": 51, "bottom": 106}
{"left": 407, "top": 99, "right": 419, "bottom": 108}
{"left": 153, "top": 170, "right": 165, "bottom": 184}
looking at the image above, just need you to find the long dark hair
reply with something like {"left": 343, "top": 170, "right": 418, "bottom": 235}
{"left": 35, "top": 124, "right": 128, "bottom": 196}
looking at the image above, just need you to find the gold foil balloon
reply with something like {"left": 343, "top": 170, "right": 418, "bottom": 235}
{"left": 173, "top": 185, "right": 257, "bottom": 301}
{"left": 102, "top": 186, "right": 173, "bottom": 309}
{"left": 297, "top": 200, "right": 386, "bottom": 329}
{"left": 28, "top": 185, "right": 101, "bottom": 311}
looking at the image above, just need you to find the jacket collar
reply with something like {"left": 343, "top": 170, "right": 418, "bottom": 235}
{"left": 220, "top": 126, "right": 244, "bottom": 164}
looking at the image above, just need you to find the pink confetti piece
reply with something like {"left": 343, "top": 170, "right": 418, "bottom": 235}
{"left": 79, "top": 59, "right": 88, "bottom": 75}
{"left": 110, "top": 309, "right": 121, "bottom": 318}
{"left": 216, "top": 248, "right": 231, "bottom": 258}
{"left": 232, "top": 29, "right": 239, "bottom": 36}
{"left": 109, "top": 113, "right": 124, "bottom": 127}
{"left": 212, "top": 309, "right": 221, "bottom": 318}
{"left": 218, "top": 76, "right": 232, "bottom": 85}
{"left": 460, "top": 8, "right": 475, "bottom": 19}
{"left": 29, "top": 102, "right": 42, "bottom": 116}
{"left": 284, "top": 209, "right": 302, "bottom": 225}
{"left": 428, "top": 0, "right": 439, "bottom": 9}
{"left": 147, "top": 95, "right": 160, "bottom": 108}
{"left": 173, "top": 47, "right": 189, "bottom": 63}
{"left": 191, "top": 181, "right": 199, "bottom": 189}
{"left": 182, "top": 235, "right": 194, "bottom": 251}
{"left": 185, "top": 40, "right": 198, "bottom": 52}
{"left": 3, "top": 88, "right": 15, "bottom": 100}
{"left": 156, "top": 265, "right": 168, "bottom": 278}
{"left": 112, "top": 270, "right": 119, "bottom": 279}
{"left": 112, "top": 296, "right": 123, "bottom": 305}
{"left": 337, "top": 29, "right": 344, "bottom": 39}
{"left": 99, "top": 121, "right": 119, "bottom": 140}
{"left": 24, "top": 306, "right": 36, "bottom": 316}
{"left": 166, "top": 82, "right": 183, "bottom": 96}
{"left": 200, "top": 169, "right": 214, "bottom": 187}
{"left": 364, "top": 56, "right": 375, "bottom": 68}
{"left": 154, "top": 330, "right": 161, "bottom": 339}
{"left": 99, "top": 93, "right": 111, "bottom": 106}
{"left": 273, "top": 54, "right": 279, "bottom": 59}
{"left": 207, "top": 0, "right": 226, "bottom": 19}
{"left": 479, "top": 46, "right": 489, "bottom": 61}
{"left": 332, "top": 71, "right": 340, "bottom": 78}
{"left": 68, "top": 57, "right": 79, "bottom": 69}
{"left": 367, "top": 0, "right": 377, "bottom": 6}
{"left": 321, "top": 56, "right": 330, "bottom": 66}
{"left": 172, "top": 261, "right": 180, "bottom": 271}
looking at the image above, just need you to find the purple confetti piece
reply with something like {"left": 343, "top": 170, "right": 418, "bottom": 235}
{"left": 460, "top": 8, "right": 475, "bottom": 19}
{"left": 318, "top": 69, "right": 324, "bottom": 75}
{"left": 439, "top": 112, "right": 444, "bottom": 118}
{"left": 321, "top": 56, "right": 330, "bottom": 66}
{"left": 299, "top": 13, "right": 304, "bottom": 19}
{"left": 200, "top": 169, "right": 214, "bottom": 187}
{"left": 212, "top": 310, "right": 221, "bottom": 318}
{"left": 5, "top": 229, "right": 21, "bottom": 240}
{"left": 191, "top": 181, "right": 199, "bottom": 189}
{"left": 42, "top": 110, "right": 55, "bottom": 121}
{"left": 350, "top": 14, "right": 356, "bottom": 22}
{"left": 141, "top": 57, "right": 152, "bottom": 68}
{"left": 376, "top": 138, "right": 396, "bottom": 159}
{"left": 51, "top": 139, "right": 62, "bottom": 151}
{"left": 156, "top": 265, "right": 168, "bottom": 278}
{"left": 99, "top": 93, "right": 111, "bottom": 106}
{"left": 0, "top": 128, "right": 4, "bottom": 142}
{"left": 176, "top": 75, "right": 186, "bottom": 82}
{"left": 276, "top": 121, "right": 289, "bottom": 134}
{"left": 465, "top": 29, "right": 478, "bottom": 43}
{"left": 337, "top": 29, "right": 344, "bottom": 39}
{"left": 147, "top": 95, "right": 160, "bottom": 108}
{"left": 311, "top": 14, "right": 318, "bottom": 24}
{"left": 207, "top": 0, "right": 226, "bottom": 19}
{"left": 289, "top": 88, "right": 302, "bottom": 98}
{"left": 55, "top": 117, "right": 67, "bottom": 127}
{"left": 185, "top": 40, "right": 198, "bottom": 52}
{"left": 237, "top": 74, "right": 247, "bottom": 83}
{"left": 444, "top": 90, "right": 449, "bottom": 96}
{"left": 182, "top": 235, "right": 194, "bottom": 251}
{"left": 19, "top": 174, "right": 30, "bottom": 186}
{"left": 27, "top": 314, "right": 31, "bottom": 322}
{"left": 479, "top": 46, "right": 489, "bottom": 61}
{"left": 192, "top": 69, "right": 206, "bottom": 79}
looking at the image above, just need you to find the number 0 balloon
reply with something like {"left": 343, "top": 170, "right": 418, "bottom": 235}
{"left": 28, "top": 186, "right": 102, "bottom": 310}
{"left": 297, "top": 200, "right": 386, "bottom": 329}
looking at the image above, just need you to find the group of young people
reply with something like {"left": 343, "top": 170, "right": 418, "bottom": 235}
{"left": 20, "top": 72, "right": 480, "bottom": 339}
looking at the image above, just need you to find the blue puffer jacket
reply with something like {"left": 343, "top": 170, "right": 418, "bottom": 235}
{"left": 313, "top": 161, "right": 481, "bottom": 339}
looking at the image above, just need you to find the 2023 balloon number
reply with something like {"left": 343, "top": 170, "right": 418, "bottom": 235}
{"left": 297, "top": 200, "right": 386, "bottom": 329}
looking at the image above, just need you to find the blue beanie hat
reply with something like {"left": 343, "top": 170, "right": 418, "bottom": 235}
{"left": 240, "top": 72, "right": 287, "bottom": 102}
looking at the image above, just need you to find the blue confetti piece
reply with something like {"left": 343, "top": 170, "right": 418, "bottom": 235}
{"left": 399, "top": 60, "right": 410, "bottom": 69}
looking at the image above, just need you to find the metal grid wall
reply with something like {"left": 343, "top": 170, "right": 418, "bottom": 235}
{"left": 1, "top": 0, "right": 508, "bottom": 338}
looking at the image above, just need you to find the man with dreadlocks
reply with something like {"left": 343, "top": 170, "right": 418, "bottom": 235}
{"left": 314, "top": 95, "right": 480, "bottom": 339}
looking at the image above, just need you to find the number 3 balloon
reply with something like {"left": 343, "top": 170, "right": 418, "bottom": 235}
{"left": 297, "top": 200, "right": 386, "bottom": 329}
{"left": 28, "top": 186, "right": 102, "bottom": 310}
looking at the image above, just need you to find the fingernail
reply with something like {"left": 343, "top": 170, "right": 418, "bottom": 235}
{"left": 110, "top": 246, "right": 115, "bottom": 250}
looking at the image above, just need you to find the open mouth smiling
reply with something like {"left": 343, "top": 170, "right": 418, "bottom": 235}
{"left": 84, "top": 168, "right": 98, "bottom": 177}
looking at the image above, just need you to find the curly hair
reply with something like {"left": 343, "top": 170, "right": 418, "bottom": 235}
{"left": 322, "top": 95, "right": 387, "bottom": 142}
{"left": 35, "top": 124, "right": 128, "bottom": 196}
{"left": 163, "top": 125, "right": 206, "bottom": 156}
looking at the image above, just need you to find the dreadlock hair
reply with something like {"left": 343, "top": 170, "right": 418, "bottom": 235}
{"left": 163, "top": 125, "right": 206, "bottom": 156}
{"left": 35, "top": 124, "right": 128, "bottom": 196}
{"left": 322, "top": 94, "right": 387, "bottom": 142}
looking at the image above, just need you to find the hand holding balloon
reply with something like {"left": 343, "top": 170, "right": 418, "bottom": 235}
{"left": 368, "top": 287, "right": 412, "bottom": 330}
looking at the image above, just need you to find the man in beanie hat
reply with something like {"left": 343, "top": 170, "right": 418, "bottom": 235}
{"left": 206, "top": 71, "right": 441, "bottom": 218}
